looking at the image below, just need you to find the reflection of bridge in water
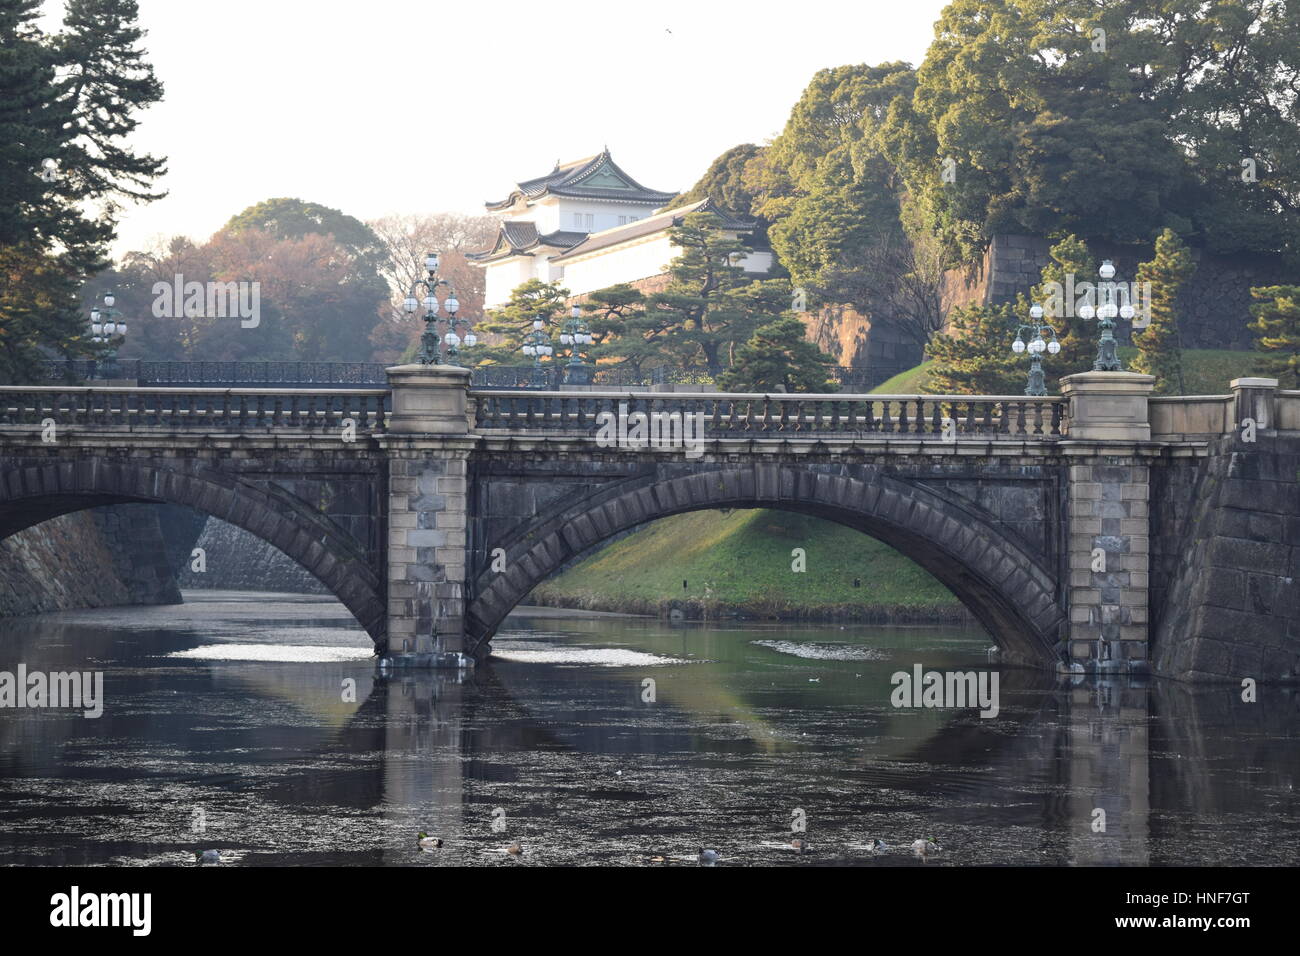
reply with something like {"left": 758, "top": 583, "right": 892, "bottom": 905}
{"left": 1, "top": 608, "right": 1294, "bottom": 865}
{"left": 2, "top": 368, "right": 1296, "bottom": 681}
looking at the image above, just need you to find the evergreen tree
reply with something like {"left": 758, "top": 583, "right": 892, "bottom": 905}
{"left": 1132, "top": 228, "right": 1193, "bottom": 394}
{"left": 1031, "top": 234, "right": 1097, "bottom": 380}
{"left": 0, "top": 0, "right": 165, "bottom": 380}
{"left": 55, "top": 0, "right": 166, "bottom": 212}
{"left": 715, "top": 317, "right": 838, "bottom": 393}
{"left": 1248, "top": 285, "right": 1300, "bottom": 388}
{"left": 578, "top": 284, "right": 651, "bottom": 374}
{"left": 476, "top": 279, "right": 569, "bottom": 366}
{"left": 644, "top": 211, "right": 789, "bottom": 377}
{"left": 925, "top": 299, "right": 1028, "bottom": 395}
{"left": 0, "top": 1, "right": 86, "bottom": 379}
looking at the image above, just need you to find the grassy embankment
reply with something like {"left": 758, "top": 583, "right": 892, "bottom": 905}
{"left": 530, "top": 348, "right": 1263, "bottom": 621}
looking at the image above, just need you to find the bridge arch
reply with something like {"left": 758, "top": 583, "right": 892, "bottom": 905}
{"left": 466, "top": 464, "right": 1066, "bottom": 666}
{"left": 0, "top": 456, "right": 386, "bottom": 647}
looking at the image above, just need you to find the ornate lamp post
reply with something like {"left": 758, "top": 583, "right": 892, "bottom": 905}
{"left": 520, "top": 315, "right": 554, "bottom": 388}
{"left": 403, "top": 253, "right": 475, "bottom": 365}
{"left": 1011, "top": 302, "right": 1061, "bottom": 396}
{"left": 1077, "top": 259, "right": 1135, "bottom": 372}
{"left": 89, "top": 290, "right": 127, "bottom": 377}
{"left": 559, "top": 304, "right": 594, "bottom": 385}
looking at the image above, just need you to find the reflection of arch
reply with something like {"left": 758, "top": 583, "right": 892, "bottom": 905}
{"left": 467, "top": 465, "right": 1065, "bottom": 666}
{"left": 0, "top": 458, "right": 385, "bottom": 646}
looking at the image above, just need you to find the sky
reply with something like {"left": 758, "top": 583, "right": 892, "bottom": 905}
{"left": 41, "top": 0, "right": 950, "bottom": 256}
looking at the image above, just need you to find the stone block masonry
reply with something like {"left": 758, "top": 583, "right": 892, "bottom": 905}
{"left": 1152, "top": 430, "right": 1300, "bottom": 681}
{"left": 379, "top": 364, "right": 475, "bottom": 667}
{"left": 1066, "top": 459, "right": 1150, "bottom": 665}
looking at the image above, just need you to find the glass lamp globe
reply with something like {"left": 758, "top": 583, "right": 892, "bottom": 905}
{"left": 533, "top": 317, "right": 544, "bottom": 331}
{"left": 425, "top": 253, "right": 439, "bottom": 273}
{"left": 1119, "top": 304, "right": 1135, "bottom": 320}
{"left": 90, "top": 308, "right": 101, "bottom": 323}
{"left": 92, "top": 321, "right": 103, "bottom": 336}
{"left": 1102, "top": 303, "right": 1118, "bottom": 319}
{"left": 464, "top": 333, "right": 477, "bottom": 347}
{"left": 1047, "top": 340, "right": 1060, "bottom": 354}
{"left": 403, "top": 295, "right": 418, "bottom": 313}
{"left": 1078, "top": 303, "right": 1096, "bottom": 320}
{"left": 104, "top": 321, "right": 117, "bottom": 335}
{"left": 523, "top": 344, "right": 536, "bottom": 356}
{"left": 1029, "top": 337, "right": 1045, "bottom": 354}
{"left": 571, "top": 306, "right": 581, "bottom": 319}
{"left": 117, "top": 322, "right": 127, "bottom": 335}
{"left": 423, "top": 295, "right": 438, "bottom": 314}
{"left": 560, "top": 332, "right": 573, "bottom": 345}
{"left": 445, "top": 296, "right": 459, "bottom": 315}
{"left": 1029, "top": 304, "right": 1044, "bottom": 320}
{"left": 444, "top": 331, "right": 460, "bottom": 348}
{"left": 1012, "top": 338, "right": 1026, "bottom": 353}
{"left": 103, "top": 293, "right": 115, "bottom": 308}
{"left": 1099, "top": 260, "right": 1116, "bottom": 280}
{"left": 542, "top": 345, "right": 553, "bottom": 356}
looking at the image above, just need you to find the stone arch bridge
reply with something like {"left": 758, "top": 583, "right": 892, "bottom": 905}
{"left": 1, "top": 369, "right": 1295, "bottom": 680}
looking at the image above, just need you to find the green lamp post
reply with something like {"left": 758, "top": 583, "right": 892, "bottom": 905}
{"left": 559, "top": 304, "right": 594, "bottom": 386}
{"left": 403, "top": 253, "right": 475, "bottom": 365}
{"left": 521, "top": 316, "right": 554, "bottom": 388}
{"left": 1079, "top": 260, "right": 1134, "bottom": 372}
{"left": 89, "top": 290, "right": 127, "bottom": 378}
{"left": 1011, "top": 303, "right": 1061, "bottom": 396}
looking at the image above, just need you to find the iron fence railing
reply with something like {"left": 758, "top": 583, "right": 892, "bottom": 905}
{"left": 0, "top": 386, "right": 1067, "bottom": 438}
{"left": 31, "top": 360, "right": 914, "bottom": 392}
{"left": 0, "top": 387, "right": 390, "bottom": 432}
{"left": 471, "top": 391, "right": 1068, "bottom": 438}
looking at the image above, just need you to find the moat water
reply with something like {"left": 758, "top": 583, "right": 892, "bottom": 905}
{"left": 0, "top": 591, "right": 1296, "bottom": 866}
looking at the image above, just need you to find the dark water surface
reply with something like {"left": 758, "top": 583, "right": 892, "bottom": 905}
{"left": 1, "top": 591, "right": 1296, "bottom": 866}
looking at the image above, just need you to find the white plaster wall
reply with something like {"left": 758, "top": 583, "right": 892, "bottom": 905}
{"left": 561, "top": 236, "right": 677, "bottom": 296}
{"left": 484, "top": 257, "right": 536, "bottom": 308}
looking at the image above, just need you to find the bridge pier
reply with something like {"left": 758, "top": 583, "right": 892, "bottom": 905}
{"left": 377, "top": 365, "right": 475, "bottom": 669}
{"left": 1061, "top": 372, "right": 1155, "bottom": 673}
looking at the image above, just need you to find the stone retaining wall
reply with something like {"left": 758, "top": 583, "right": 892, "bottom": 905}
{"left": 1152, "top": 434, "right": 1300, "bottom": 681}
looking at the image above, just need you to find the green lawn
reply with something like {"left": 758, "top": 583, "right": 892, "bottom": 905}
{"left": 869, "top": 349, "right": 1261, "bottom": 396}
{"left": 872, "top": 361, "right": 936, "bottom": 393}
{"left": 530, "top": 508, "right": 965, "bottom": 620}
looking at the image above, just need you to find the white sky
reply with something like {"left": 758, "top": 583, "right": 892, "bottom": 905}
{"left": 41, "top": 0, "right": 948, "bottom": 256}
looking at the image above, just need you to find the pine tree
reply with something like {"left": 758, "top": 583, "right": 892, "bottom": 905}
{"left": 476, "top": 279, "right": 569, "bottom": 366}
{"left": 925, "top": 299, "right": 1028, "bottom": 395}
{"left": 0, "top": 0, "right": 165, "bottom": 381}
{"left": 1031, "top": 234, "right": 1097, "bottom": 380}
{"left": 1131, "top": 228, "right": 1193, "bottom": 394}
{"left": 1248, "top": 285, "right": 1300, "bottom": 388}
{"left": 715, "top": 317, "right": 837, "bottom": 393}
{"left": 646, "top": 211, "right": 789, "bottom": 377}
{"left": 54, "top": 0, "right": 166, "bottom": 215}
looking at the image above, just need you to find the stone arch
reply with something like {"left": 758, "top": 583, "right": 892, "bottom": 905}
{"left": 466, "top": 464, "right": 1066, "bottom": 666}
{"left": 0, "top": 456, "right": 386, "bottom": 647}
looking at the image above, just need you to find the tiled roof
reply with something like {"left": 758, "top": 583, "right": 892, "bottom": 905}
{"left": 551, "top": 199, "right": 756, "bottom": 263}
{"left": 466, "top": 222, "right": 588, "bottom": 263}
{"left": 486, "top": 149, "right": 677, "bottom": 210}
